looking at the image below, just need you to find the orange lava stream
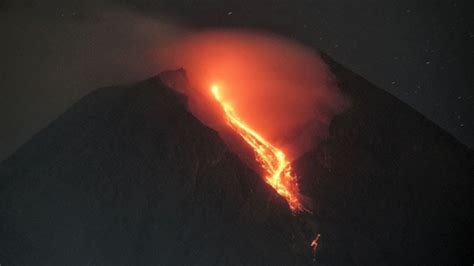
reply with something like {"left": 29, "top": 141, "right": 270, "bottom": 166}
{"left": 211, "top": 85, "right": 304, "bottom": 212}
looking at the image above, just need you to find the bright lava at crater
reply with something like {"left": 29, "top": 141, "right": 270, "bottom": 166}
{"left": 210, "top": 84, "right": 305, "bottom": 212}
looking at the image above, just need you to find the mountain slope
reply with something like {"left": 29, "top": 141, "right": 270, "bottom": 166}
{"left": 0, "top": 56, "right": 472, "bottom": 265}
{"left": 295, "top": 54, "right": 473, "bottom": 265}
{"left": 0, "top": 73, "right": 312, "bottom": 265}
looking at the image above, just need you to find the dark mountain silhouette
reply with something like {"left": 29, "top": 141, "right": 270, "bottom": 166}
{"left": 0, "top": 55, "right": 472, "bottom": 265}
{"left": 295, "top": 54, "right": 473, "bottom": 265}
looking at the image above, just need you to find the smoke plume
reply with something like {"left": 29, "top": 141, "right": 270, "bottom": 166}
{"left": 158, "top": 30, "right": 348, "bottom": 161}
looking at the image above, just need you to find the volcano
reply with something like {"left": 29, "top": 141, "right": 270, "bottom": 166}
{"left": 0, "top": 55, "right": 472, "bottom": 265}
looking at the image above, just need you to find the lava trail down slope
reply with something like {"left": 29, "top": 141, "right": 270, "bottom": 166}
{"left": 0, "top": 55, "right": 472, "bottom": 265}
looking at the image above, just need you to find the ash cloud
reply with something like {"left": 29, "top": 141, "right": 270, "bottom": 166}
{"left": 158, "top": 30, "right": 349, "bottom": 161}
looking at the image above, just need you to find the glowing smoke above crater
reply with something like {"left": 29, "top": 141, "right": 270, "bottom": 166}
{"left": 158, "top": 29, "right": 348, "bottom": 211}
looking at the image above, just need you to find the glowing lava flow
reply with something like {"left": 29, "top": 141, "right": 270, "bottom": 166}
{"left": 211, "top": 85, "right": 304, "bottom": 212}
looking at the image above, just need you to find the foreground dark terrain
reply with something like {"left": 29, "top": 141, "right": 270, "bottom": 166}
{"left": 0, "top": 55, "right": 472, "bottom": 265}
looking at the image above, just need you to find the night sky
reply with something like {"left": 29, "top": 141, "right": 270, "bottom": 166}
{"left": 1, "top": 0, "right": 472, "bottom": 161}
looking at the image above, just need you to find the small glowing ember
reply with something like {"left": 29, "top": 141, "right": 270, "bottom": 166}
{"left": 310, "top": 234, "right": 321, "bottom": 252}
{"left": 211, "top": 84, "right": 305, "bottom": 212}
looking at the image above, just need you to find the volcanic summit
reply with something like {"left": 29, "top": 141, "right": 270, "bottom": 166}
{"left": 0, "top": 55, "right": 472, "bottom": 265}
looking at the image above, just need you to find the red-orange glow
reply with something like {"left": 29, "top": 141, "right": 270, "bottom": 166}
{"left": 310, "top": 234, "right": 321, "bottom": 252}
{"left": 158, "top": 30, "right": 347, "bottom": 161}
{"left": 158, "top": 30, "right": 348, "bottom": 212}
{"left": 211, "top": 84, "right": 304, "bottom": 212}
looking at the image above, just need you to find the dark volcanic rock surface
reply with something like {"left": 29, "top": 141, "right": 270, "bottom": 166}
{"left": 296, "top": 54, "right": 473, "bottom": 265}
{"left": 0, "top": 57, "right": 472, "bottom": 266}
{"left": 0, "top": 74, "right": 311, "bottom": 265}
